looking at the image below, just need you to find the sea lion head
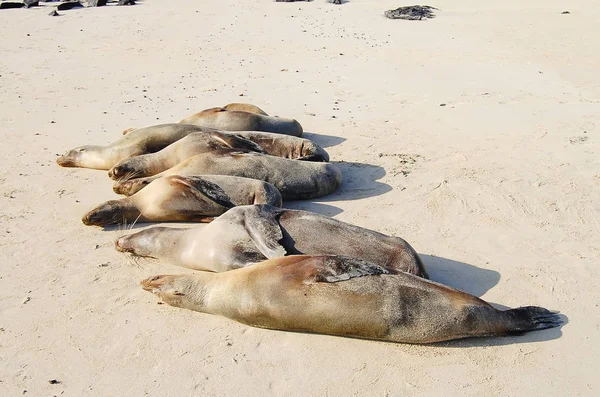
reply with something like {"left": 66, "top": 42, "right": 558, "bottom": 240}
{"left": 56, "top": 146, "right": 96, "bottom": 167}
{"left": 113, "top": 177, "right": 152, "bottom": 196}
{"left": 115, "top": 227, "right": 173, "bottom": 258}
{"left": 82, "top": 200, "right": 136, "bottom": 227}
{"left": 108, "top": 160, "right": 140, "bottom": 180}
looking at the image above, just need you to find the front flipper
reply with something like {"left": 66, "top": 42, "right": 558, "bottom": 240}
{"left": 210, "top": 131, "right": 267, "bottom": 154}
{"left": 243, "top": 205, "right": 287, "bottom": 259}
{"left": 160, "top": 175, "right": 236, "bottom": 216}
{"left": 288, "top": 256, "right": 392, "bottom": 283}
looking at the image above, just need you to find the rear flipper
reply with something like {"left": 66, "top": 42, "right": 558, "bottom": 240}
{"left": 502, "top": 306, "right": 563, "bottom": 335}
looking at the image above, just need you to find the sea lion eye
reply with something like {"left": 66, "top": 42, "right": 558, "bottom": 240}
{"left": 78, "top": 148, "right": 86, "bottom": 152}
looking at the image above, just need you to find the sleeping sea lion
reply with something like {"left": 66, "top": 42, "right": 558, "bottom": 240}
{"left": 121, "top": 103, "right": 270, "bottom": 135}
{"left": 108, "top": 131, "right": 329, "bottom": 180}
{"left": 141, "top": 255, "right": 562, "bottom": 344}
{"left": 57, "top": 124, "right": 216, "bottom": 170}
{"left": 82, "top": 175, "right": 282, "bottom": 226}
{"left": 115, "top": 204, "right": 427, "bottom": 277}
{"left": 112, "top": 150, "right": 342, "bottom": 200}
{"left": 179, "top": 107, "right": 303, "bottom": 137}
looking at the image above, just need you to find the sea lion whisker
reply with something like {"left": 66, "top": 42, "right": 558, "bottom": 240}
{"left": 129, "top": 213, "right": 143, "bottom": 230}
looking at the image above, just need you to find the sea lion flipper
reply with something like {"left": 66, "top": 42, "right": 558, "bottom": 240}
{"left": 243, "top": 206, "right": 287, "bottom": 259}
{"left": 307, "top": 256, "right": 391, "bottom": 283}
{"left": 168, "top": 175, "right": 236, "bottom": 210}
{"left": 210, "top": 132, "right": 267, "bottom": 154}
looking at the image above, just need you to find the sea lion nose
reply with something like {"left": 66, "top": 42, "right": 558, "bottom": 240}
{"left": 115, "top": 236, "right": 127, "bottom": 251}
{"left": 81, "top": 213, "right": 92, "bottom": 225}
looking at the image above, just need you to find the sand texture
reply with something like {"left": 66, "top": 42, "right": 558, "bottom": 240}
{"left": 0, "top": 1, "right": 598, "bottom": 396}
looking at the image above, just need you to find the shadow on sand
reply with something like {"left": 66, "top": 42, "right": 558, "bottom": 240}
{"left": 421, "top": 254, "right": 500, "bottom": 298}
{"left": 420, "top": 253, "right": 566, "bottom": 347}
{"left": 283, "top": 161, "right": 392, "bottom": 216}
{"left": 326, "top": 161, "right": 392, "bottom": 201}
{"left": 302, "top": 131, "right": 346, "bottom": 148}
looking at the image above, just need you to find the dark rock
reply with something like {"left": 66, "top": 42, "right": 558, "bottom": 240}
{"left": 385, "top": 5, "right": 437, "bottom": 20}
{"left": 87, "top": 0, "right": 106, "bottom": 6}
{"left": 56, "top": 1, "right": 83, "bottom": 10}
{"left": 117, "top": 0, "right": 135, "bottom": 5}
{"left": 562, "top": 11, "right": 570, "bottom": 14}
{"left": 0, "top": 2, "right": 25, "bottom": 9}
{"left": 24, "top": 0, "right": 38, "bottom": 7}
{"left": 48, "top": 9, "right": 59, "bottom": 15}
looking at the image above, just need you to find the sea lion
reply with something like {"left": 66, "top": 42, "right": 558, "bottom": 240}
{"left": 179, "top": 108, "right": 303, "bottom": 137}
{"left": 115, "top": 204, "right": 427, "bottom": 277}
{"left": 141, "top": 255, "right": 562, "bottom": 344}
{"left": 121, "top": 103, "right": 269, "bottom": 135}
{"left": 108, "top": 131, "right": 329, "bottom": 180}
{"left": 112, "top": 149, "right": 342, "bottom": 200}
{"left": 82, "top": 175, "right": 282, "bottom": 227}
{"left": 234, "top": 131, "right": 329, "bottom": 162}
{"left": 57, "top": 124, "right": 216, "bottom": 170}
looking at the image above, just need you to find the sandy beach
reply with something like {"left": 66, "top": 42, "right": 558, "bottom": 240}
{"left": 0, "top": 0, "right": 598, "bottom": 395}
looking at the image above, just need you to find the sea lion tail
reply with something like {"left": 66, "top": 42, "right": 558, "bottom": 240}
{"left": 501, "top": 306, "right": 563, "bottom": 335}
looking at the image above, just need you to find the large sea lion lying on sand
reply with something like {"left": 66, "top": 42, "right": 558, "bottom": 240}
{"left": 180, "top": 107, "right": 303, "bottom": 137}
{"left": 57, "top": 124, "right": 215, "bottom": 170}
{"left": 108, "top": 131, "right": 329, "bottom": 180}
{"left": 113, "top": 149, "right": 342, "bottom": 200}
{"left": 141, "top": 254, "right": 562, "bottom": 344}
{"left": 115, "top": 204, "right": 427, "bottom": 277}
{"left": 82, "top": 175, "right": 282, "bottom": 226}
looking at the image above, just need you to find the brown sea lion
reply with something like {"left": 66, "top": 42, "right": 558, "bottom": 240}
{"left": 57, "top": 124, "right": 216, "bottom": 170}
{"left": 82, "top": 175, "right": 282, "bottom": 227}
{"left": 108, "top": 131, "right": 329, "bottom": 180}
{"left": 141, "top": 255, "right": 562, "bottom": 344}
{"left": 115, "top": 204, "right": 427, "bottom": 277}
{"left": 121, "top": 103, "right": 269, "bottom": 135}
{"left": 179, "top": 108, "right": 303, "bottom": 137}
{"left": 112, "top": 150, "right": 342, "bottom": 200}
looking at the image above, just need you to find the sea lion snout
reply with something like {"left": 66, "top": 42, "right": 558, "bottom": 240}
{"left": 82, "top": 200, "right": 127, "bottom": 226}
{"left": 115, "top": 235, "right": 136, "bottom": 254}
{"left": 113, "top": 178, "right": 150, "bottom": 196}
{"left": 141, "top": 274, "right": 194, "bottom": 308}
{"left": 56, "top": 148, "right": 84, "bottom": 167}
{"left": 141, "top": 275, "right": 171, "bottom": 292}
{"left": 109, "top": 159, "right": 143, "bottom": 180}
{"left": 108, "top": 164, "right": 128, "bottom": 180}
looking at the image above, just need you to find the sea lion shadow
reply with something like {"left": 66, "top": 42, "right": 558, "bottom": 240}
{"left": 422, "top": 253, "right": 567, "bottom": 346}
{"left": 302, "top": 131, "right": 346, "bottom": 148}
{"left": 421, "top": 254, "right": 500, "bottom": 298}
{"left": 327, "top": 161, "right": 392, "bottom": 201}
{"left": 283, "top": 201, "right": 344, "bottom": 217}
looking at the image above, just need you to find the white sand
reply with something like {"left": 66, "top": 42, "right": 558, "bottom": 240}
{"left": 0, "top": 0, "right": 598, "bottom": 395}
